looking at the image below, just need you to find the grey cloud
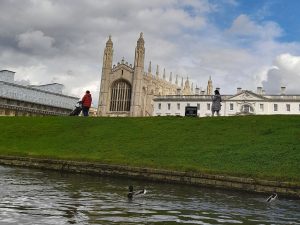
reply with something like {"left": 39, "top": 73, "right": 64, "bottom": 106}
{"left": 17, "top": 30, "right": 56, "bottom": 54}
{"left": 0, "top": 0, "right": 300, "bottom": 106}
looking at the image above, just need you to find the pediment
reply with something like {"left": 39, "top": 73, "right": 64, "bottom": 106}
{"left": 227, "top": 90, "right": 266, "bottom": 101}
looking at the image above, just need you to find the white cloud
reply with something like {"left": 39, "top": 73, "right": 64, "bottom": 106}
{"left": 262, "top": 53, "right": 300, "bottom": 94}
{"left": 227, "top": 14, "right": 282, "bottom": 40}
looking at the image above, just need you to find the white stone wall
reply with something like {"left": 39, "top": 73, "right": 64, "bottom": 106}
{"left": 0, "top": 82, "right": 78, "bottom": 109}
{"left": 154, "top": 96, "right": 213, "bottom": 117}
{"left": 154, "top": 91, "right": 300, "bottom": 117}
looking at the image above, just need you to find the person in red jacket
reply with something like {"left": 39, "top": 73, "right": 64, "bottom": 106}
{"left": 81, "top": 90, "right": 92, "bottom": 116}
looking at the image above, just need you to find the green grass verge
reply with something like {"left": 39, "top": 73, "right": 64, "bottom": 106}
{"left": 0, "top": 115, "right": 299, "bottom": 183}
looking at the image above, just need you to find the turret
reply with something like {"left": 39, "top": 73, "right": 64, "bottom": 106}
{"left": 207, "top": 76, "right": 213, "bottom": 95}
{"left": 169, "top": 72, "right": 172, "bottom": 83}
{"left": 134, "top": 32, "right": 145, "bottom": 68}
{"left": 148, "top": 61, "right": 152, "bottom": 74}
{"left": 181, "top": 77, "right": 184, "bottom": 88}
{"left": 131, "top": 32, "right": 146, "bottom": 117}
{"left": 156, "top": 65, "right": 159, "bottom": 78}
{"left": 183, "top": 77, "right": 191, "bottom": 95}
{"left": 103, "top": 35, "right": 113, "bottom": 69}
{"left": 98, "top": 35, "right": 114, "bottom": 116}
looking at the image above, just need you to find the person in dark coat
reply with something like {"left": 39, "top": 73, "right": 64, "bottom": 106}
{"left": 211, "top": 89, "right": 222, "bottom": 116}
{"left": 81, "top": 90, "right": 92, "bottom": 117}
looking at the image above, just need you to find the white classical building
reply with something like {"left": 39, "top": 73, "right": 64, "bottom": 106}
{"left": 154, "top": 87, "right": 300, "bottom": 117}
{"left": 0, "top": 70, "right": 79, "bottom": 116}
{"left": 98, "top": 33, "right": 300, "bottom": 118}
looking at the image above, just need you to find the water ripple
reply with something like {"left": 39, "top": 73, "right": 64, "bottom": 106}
{"left": 0, "top": 165, "right": 300, "bottom": 225}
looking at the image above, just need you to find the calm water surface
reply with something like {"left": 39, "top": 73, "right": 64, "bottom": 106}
{"left": 0, "top": 165, "right": 299, "bottom": 225}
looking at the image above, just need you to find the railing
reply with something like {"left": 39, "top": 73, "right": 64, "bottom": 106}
{"left": 154, "top": 95, "right": 232, "bottom": 100}
{"left": 0, "top": 103, "right": 70, "bottom": 116}
{"left": 264, "top": 95, "right": 300, "bottom": 100}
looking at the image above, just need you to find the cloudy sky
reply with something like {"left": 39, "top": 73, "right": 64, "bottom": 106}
{"left": 1, "top": 0, "right": 300, "bottom": 106}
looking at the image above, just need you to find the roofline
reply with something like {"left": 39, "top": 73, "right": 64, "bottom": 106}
{"left": 29, "top": 83, "right": 64, "bottom": 87}
{"left": 0, "top": 70, "right": 15, "bottom": 73}
{"left": 0, "top": 81, "right": 78, "bottom": 100}
{"left": 226, "top": 90, "right": 269, "bottom": 100}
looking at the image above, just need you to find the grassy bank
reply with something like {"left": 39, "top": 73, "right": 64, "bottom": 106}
{"left": 0, "top": 115, "right": 299, "bottom": 183}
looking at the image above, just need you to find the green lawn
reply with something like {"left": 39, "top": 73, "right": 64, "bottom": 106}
{"left": 0, "top": 115, "right": 299, "bottom": 183}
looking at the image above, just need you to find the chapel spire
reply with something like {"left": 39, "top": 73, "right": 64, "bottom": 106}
{"left": 134, "top": 32, "right": 145, "bottom": 68}
{"left": 103, "top": 35, "right": 113, "bottom": 69}
{"left": 148, "top": 61, "right": 152, "bottom": 73}
{"left": 207, "top": 76, "right": 213, "bottom": 95}
{"left": 156, "top": 65, "right": 159, "bottom": 78}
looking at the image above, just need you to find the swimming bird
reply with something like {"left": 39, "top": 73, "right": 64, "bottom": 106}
{"left": 266, "top": 193, "right": 277, "bottom": 202}
{"left": 127, "top": 185, "right": 147, "bottom": 199}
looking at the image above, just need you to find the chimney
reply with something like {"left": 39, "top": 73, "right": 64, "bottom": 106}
{"left": 257, "top": 86, "right": 262, "bottom": 95}
{"left": 200, "top": 90, "right": 205, "bottom": 95}
{"left": 237, "top": 87, "right": 242, "bottom": 94}
{"left": 280, "top": 86, "right": 286, "bottom": 95}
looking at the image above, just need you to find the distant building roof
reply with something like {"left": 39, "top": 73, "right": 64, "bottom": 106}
{"left": 0, "top": 70, "right": 79, "bottom": 109}
{"left": 0, "top": 70, "right": 15, "bottom": 73}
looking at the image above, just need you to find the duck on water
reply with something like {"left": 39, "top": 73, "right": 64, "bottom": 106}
{"left": 127, "top": 185, "right": 147, "bottom": 200}
{"left": 266, "top": 193, "right": 278, "bottom": 202}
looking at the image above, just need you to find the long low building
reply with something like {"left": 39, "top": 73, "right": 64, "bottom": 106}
{"left": 153, "top": 87, "right": 300, "bottom": 117}
{"left": 0, "top": 70, "right": 79, "bottom": 116}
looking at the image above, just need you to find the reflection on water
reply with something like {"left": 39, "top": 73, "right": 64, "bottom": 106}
{"left": 0, "top": 165, "right": 299, "bottom": 225}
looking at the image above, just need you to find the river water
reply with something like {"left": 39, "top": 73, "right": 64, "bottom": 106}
{"left": 0, "top": 165, "right": 299, "bottom": 225}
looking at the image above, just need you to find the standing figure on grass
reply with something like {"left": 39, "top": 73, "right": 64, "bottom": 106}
{"left": 211, "top": 89, "right": 222, "bottom": 116}
{"left": 81, "top": 90, "right": 92, "bottom": 117}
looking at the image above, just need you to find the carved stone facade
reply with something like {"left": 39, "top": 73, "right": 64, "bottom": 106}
{"left": 0, "top": 70, "right": 79, "bottom": 116}
{"left": 98, "top": 33, "right": 193, "bottom": 117}
{"left": 97, "top": 33, "right": 236, "bottom": 117}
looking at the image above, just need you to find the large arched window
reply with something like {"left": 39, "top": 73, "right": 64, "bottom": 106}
{"left": 110, "top": 79, "right": 131, "bottom": 112}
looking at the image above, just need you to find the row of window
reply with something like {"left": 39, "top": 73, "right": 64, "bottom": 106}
{"left": 158, "top": 103, "right": 300, "bottom": 112}
{"left": 273, "top": 103, "right": 293, "bottom": 111}
{"left": 231, "top": 103, "right": 293, "bottom": 112}
{"left": 158, "top": 103, "right": 211, "bottom": 110}
{"left": 0, "top": 98, "right": 68, "bottom": 113}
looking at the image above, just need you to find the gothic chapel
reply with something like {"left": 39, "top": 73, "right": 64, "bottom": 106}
{"left": 97, "top": 33, "right": 184, "bottom": 117}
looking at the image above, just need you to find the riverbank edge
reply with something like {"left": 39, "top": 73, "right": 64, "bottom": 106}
{"left": 0, "top": 155, "right": 299, "bottom": 198}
